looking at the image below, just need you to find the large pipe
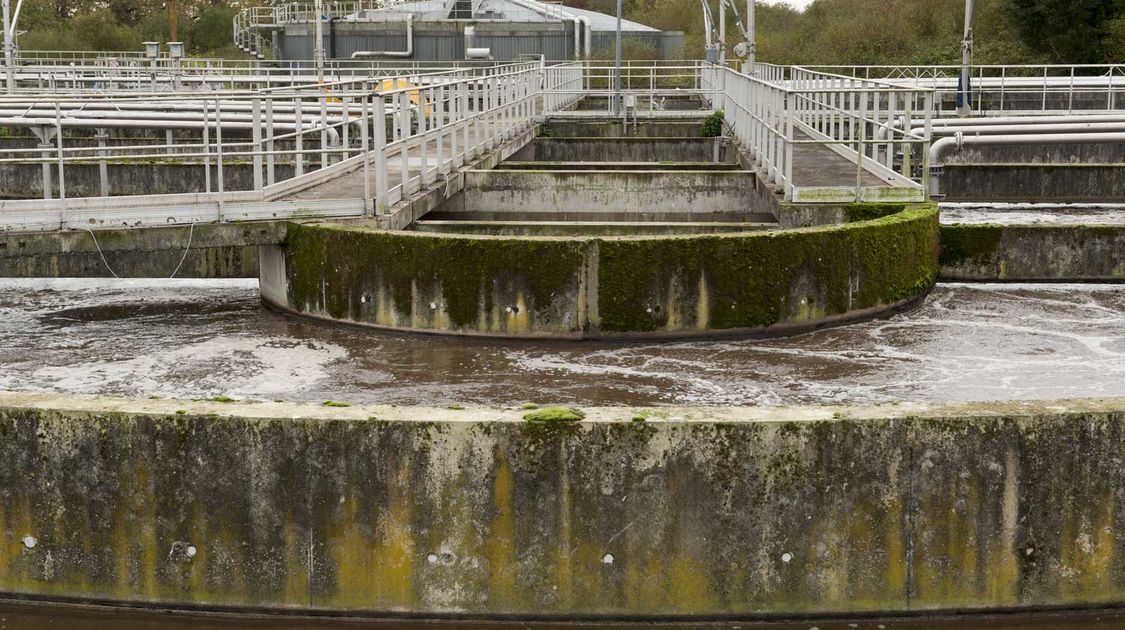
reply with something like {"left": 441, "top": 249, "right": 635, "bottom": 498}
{"left": 351, "top": 15, "right": 413, "bottom": 58}
{"left": 916, "top": 121, "right": 1125, "bottom": 138}
{"left": 928, "top": 132, "right": 1125, "bottom": 197}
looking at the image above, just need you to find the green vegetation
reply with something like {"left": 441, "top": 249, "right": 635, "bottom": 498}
{"left": 576, "top": 0, "right": 1124, "bottom": 64}
{"left": 16, "top": 0, "right": 247, "bottom": 58}
{"left": 701, "top": 111, "right": 724, "bottom": 138}
{"left": 524, "top": 407, "right": 586, "bottom": 423}
{"left": 14, "top": 0, "right": 1123, "bottom": 65}
{"left": 520, "top": 403, "right": 540, "bottom": 410}
{"left": 209, "top": 396, "right": 235, "bottom": 403}
{"left": 323, "top": 400, "right": 351, "bottom": 408}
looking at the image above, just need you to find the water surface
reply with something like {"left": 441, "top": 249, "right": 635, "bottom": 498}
{"left": 2, "top": 279, "right": 1123, "bottom": 407}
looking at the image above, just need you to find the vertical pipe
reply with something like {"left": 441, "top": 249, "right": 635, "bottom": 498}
{"left": 2, "top": 0, "right": 14, "bottom": 94}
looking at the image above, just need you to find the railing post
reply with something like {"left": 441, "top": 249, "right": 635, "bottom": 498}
{"left": 295, "top": 96, "right": 305, "bottom": 177}
{"left": 361, "top": 93, "right": 372, "bottom": 215}
{"left": 216, "top": 98, "right": 225, "bottom": 222}
{"left": 373, "top": 94, "right": 388, "bottom": 215}
{"left": 252, "top": 97, "right": 264, "bottom": 191}
{"left": 55, "top": 102, "right": 66, "bottom": 225}
{"left": 203, "top": 101, "right": 212, "bottom": 193}
{"left": 265, "top": 97, "right": 276, "bottom": 186}
{"left": 783, "top": 91, "right": 793, "bottom": 200}
{"left": 95, "top": 128, "right": 109, "bottom": 197}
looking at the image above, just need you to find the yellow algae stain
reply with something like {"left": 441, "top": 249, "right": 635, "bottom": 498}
{"left": 331, "top": 473, "right": 418, "bottom": 609}
{"left": 668, "top": 555, "right": 720, "bottom": 612}
{"left": 505, "top": 293, "right": 530, "bottom": 333}
{"left": 987, "top": 447, "right": 1020, "bottom": 604}
{"left": 282, "top": 521, "right": 309, "bottom": 605}
{"left": 487, "top": 450, "right": 519, "bottom": 607}
{"left": 695, "top": 272, "right": 710, "bottom": 330}
{"left": 883, "top": 498, "right": 908, "bottom": 599}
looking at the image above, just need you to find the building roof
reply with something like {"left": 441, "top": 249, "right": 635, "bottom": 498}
{"left": 352, "top": 0, "right": 660, "bottom": 32}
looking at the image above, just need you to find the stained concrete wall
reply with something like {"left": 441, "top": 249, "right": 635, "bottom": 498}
{"left": 940, "top": 164, "right": 1125, "bottom": 203}
{"left": 0, "top": 222, "right": 285, "bottom": 279}
{"left": 0, "top": 163, "right": 297, "bottom": 199}
{"left": 541, "top": 120, "right": 707, "bottom": 138}
{"left": 507, "top": 138, "right": 726, "bottom": 163}
{"left": 3, "top": 391, "right": 1125, "bottom": 617}
{"left": 271, "top": 203, "right": 938, "bottom": 339}
{"left": 939, "top": 223, "right": 1125, "bottom": 281}
{"left": 459, "top": 170, "right": 772, "bottom": 221}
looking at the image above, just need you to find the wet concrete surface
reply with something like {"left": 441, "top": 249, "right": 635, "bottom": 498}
{"left": 1, "top": 279, "right": 1123, "bottom": 407}
{"left": 940, "top": 203, "right": 1125, "bottom": 225}
{"left": 4, "top": 599, "right": 1125, "bottom": 629}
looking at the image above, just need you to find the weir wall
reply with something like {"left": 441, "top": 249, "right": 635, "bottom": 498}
{"left": 2, "top": 392, "right": 1125, "bottom": 617}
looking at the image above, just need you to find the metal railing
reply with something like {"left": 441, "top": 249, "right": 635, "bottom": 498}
{"left": 703, "top": 63, "right": 932, "bottom": 202}
{"left": 0, "top": 61, "right": 580, "bottom": 232}
{"left": 805, "top": 64, "right": 1125, "bottom": 116}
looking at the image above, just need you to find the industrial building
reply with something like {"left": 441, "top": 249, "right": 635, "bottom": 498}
{"left": 234, "top": 0, "right": 684, "bottom": 61}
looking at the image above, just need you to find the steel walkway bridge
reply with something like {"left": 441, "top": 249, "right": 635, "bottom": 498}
{"left": 2, "top": 58, "right": 1124, "bottom": 234}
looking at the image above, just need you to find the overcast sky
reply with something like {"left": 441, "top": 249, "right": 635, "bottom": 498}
{"left": 763, "top": 0, "right": 814, "bottom": 10}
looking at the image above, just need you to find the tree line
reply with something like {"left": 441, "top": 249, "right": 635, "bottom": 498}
{"left": 9, "top": 0, "right": 1125, "bottom": 63}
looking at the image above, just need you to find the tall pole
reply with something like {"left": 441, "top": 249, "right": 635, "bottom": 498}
{"left": 958, "top": 0, "right": 975, "bottom": 116}
{"left": 314, "top": 0, "right": 325, "bottom": 84}
{"left": 718, "top": 0, "right": 725, "bottom": 65}
{"left": 614, "top": 0, "right": 621, "bottom": 115}
{"left": 2, "top": 0, "right": 13, "bottom": 95}
{"left": 747, "top": 0, "right": 755, "bottom": 71}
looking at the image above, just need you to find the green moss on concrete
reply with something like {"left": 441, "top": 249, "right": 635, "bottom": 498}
{"left": 939, "top": 224, "right": 1003, "bottom": 267}
{"left": 846, "top": 202, "right": 907, "bottom": 223}
{"left": 524, "top": 407, "right": 585, "bottom": 423}
{"left": 597, "top": 203, "right": 939, "bottom": 333}
{"left": 285, "top": 223, "right": 588, "bottom": 332}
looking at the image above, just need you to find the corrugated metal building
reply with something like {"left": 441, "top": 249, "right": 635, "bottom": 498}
{"left": 260, "top": 0, "right": 684, "bottom": 61}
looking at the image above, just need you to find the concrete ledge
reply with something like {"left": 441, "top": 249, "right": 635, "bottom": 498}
{"left": 268, "top": 203, "right": 938, "bottom": 339}
{"left": 939, "top": 223, "right": 1125, "bottom": 281}
{"left": 3, "top": 391, "right": 1125, "bottom": 617}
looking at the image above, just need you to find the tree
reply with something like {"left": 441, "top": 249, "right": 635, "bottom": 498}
{"left": 1006, "top": 0, "right": 1124, "bottom": 63}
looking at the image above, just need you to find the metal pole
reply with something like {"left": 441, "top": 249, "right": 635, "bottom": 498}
{"left": 314, "top": 0, "right": 325, "bottom": 84}
{"left": 718, "top": 0, "right": 726, "bottom": 65}
{"left": 958, "top": 0, "right": 975, "bottom": 116}
{"left": 747, "top": 0, "right": 755, "bottom": 72}
{"left": 614, "top": 0, "right": 622, "bottom": 116}
{"left": 2, "top": 0, "right": 13, "bottom": 94}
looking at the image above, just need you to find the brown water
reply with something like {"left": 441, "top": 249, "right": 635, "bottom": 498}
{"left": 1, "top": 279, "right": 1124, "bottom": 407}
{"left": 4, "top": 599, "right": 1125, "bottom": 629}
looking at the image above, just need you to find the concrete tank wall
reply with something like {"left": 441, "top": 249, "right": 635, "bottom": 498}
{"left": 507, "top": 137, "right": 726, "bottom": 162}
{"left": 940, "top": 164, "right": 1125, "bottom": 203}
{"left": 268, "top": 203, "right": 938, "bottom": 339}
{"left": 0, "top": 163, "right": 296, "bottom": 199}
{"left": 3, "top": 391, "right": 1125, "bottom": 617}
{"left": 939, "top": 223, "right": 1125, "bottom": 281}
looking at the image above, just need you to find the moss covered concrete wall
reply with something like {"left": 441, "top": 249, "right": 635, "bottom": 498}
{"left": 940, "top": 224, "right": 1125, "bottom": 281}
{"left": 2, "top": 392, "right": 1125, "bottom": 616}
{"left": 276, "top": 203, "right": 938, "bottom": 338}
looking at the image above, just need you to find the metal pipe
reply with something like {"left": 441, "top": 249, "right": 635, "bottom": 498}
{"left": 350, "top": 15, "right": 413, "bottom": 58}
